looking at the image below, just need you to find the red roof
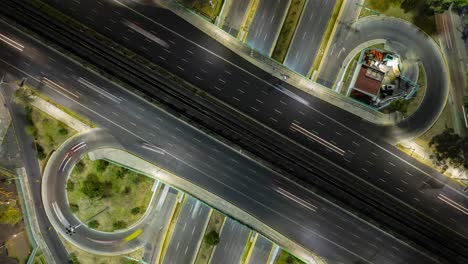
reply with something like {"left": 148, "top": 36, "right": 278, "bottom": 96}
{"left": 354, "top": 65, "right": 383, "bottom": 96}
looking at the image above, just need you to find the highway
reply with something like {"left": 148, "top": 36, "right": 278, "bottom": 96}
{"left": 162, "top": 196, "right": 210, "bottom": 264}
{"left": 0, "top": 14, "right": 451, "bottom": 263}
{"left": 284, "top": 0, "right": 337, "bottom": 76}
{"left": 211, "top": 218, "right": 250, "bottom": 264}
{"left": 247, "top": 233, "right": 273, "bottom": 264}
{"left": 245, "top": 0, "right": 289, "bottom": 56}
{"left": 30, "top": 0, "right": 468, "bottom": 247}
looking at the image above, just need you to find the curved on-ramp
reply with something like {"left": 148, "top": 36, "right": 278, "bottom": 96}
{"left": 42, "top": 128, "right": 162, "bottom": 256}
{"left": 319, "top": 16, "right": 448, "bottom": 142}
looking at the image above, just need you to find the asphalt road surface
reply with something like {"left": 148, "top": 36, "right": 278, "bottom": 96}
{"left": 211, "top": 218, "right": 250, "bottom": 264}
{"left": 284, "top": 0, "right": 336, "bottom": 76}
{"left": 247, "top": 233, "right": 273, "bottom": 264}
{"left": 35, "top": 0, "right": 468, "bottom": 242}
{"left": 221, "top": 0, "right": 251, "bottom": 37}
{"left": 162, "top": 196, "right": 210, "bottom": 264}
{"left": 0, "top": 6, "right": 465, "bottom": 264}
{"left": 245, "top": 0, "right": 289, "bottom": 56}
{"left": 0, "top": 83, "right": 69, "bottom": 264}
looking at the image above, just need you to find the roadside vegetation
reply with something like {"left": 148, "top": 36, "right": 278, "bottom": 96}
{"left": 275, "top": 249, "right": 305, "bottom": 264}
{"left": 272, "top": 0, "right": 306, "bottom": 63}
{"left": 13, "top": 87, "right": 76, "bottom": 167}
{"left": 63, "top": 238, "right": 144, "bottom": 264}
{"left": 66, "top": 156, "right": 154, "bottom": 232}
{"left": 194, "top": 210, "right": 225, "bottom": 264}
{"left": 310, "top": 0, "right": 344, "bottom": 75}
{"left": 178, "top": 0, "right": 224, "bottom": 22}
{"left": 360, "top": 0, "right": 463, "bottom": 38}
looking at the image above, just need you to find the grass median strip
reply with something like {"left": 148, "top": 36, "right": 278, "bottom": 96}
{"left": 271, "top": 0, "right": 306, "bottom": 63}
{"left": 309, "top": 0, "right": 344, "bottom": 76}
{"left": 194, "top": 210, "right": 225, "bottom": 264}
{"left": 177, "top": 0, "right": 225, "bottom": 22}
{"left": 66, "top": 156, "right": 154, "bottom": 232}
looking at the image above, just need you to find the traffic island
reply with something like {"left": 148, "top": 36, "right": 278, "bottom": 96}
{"left": 66, "top": 156, "right": 154, "bottom": 232}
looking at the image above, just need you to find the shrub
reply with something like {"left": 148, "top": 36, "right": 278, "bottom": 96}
{"left": 74, "top": 161, "right": 85, "bottom": 173}
{"left": 123, "top": 186, "right": 131, "bottom": 195}
{"left": 58, "top": 127, "right": 69, "bottom": 135}
{"left": 88, "top": 219, "right": 100, "bottom": 228}
{"left": 131, "top": 207, "right": 142, "bottom": 215}
{"left": 67, "top": 180, "right": 75, "bottom": 191}
{"left": 69, "top": 203, "right": 79, "bottom": 213}
{"left": 36, "top": 143, "right": 47, "bottom": 160}
{"left": 112, "top": 220, "right": 127, "bottom": 230}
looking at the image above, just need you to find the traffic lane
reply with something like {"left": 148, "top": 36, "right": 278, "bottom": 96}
{"left": 284, "top": 0, "right": 336, "bottom": 76}
{"left": 220, "top": 0, "right": 251, "bottom": 37}
{"left": 142, "top": 188, "right": 178, "bottom": 264}
{"left": 245, "top": 0, "right": 289, "bottom": 56}
{"left": 316, "top": 0, "right": 362, "bottom": 87}
{"left": 162, "top": 197, "right": 210, "bottom": 264}
{"left": 248, "top": 234, "right": 273, "bottom": 264}
{"left": 0, "top": 22, "right": 445, "bottom": 263}
{"left": 1, "top": 83, "right": 70, "bottom": 263}
{"left": 211, "top": 218, "right": 251, "bottom": 264}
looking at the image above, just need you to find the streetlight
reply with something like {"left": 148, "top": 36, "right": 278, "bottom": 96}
{"left": 65, "top": 207, "right": 109, "bottom": 236}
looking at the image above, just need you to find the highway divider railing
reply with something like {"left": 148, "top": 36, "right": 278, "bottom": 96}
{"left": 1, "top": 1, "right": 466, "bottom": 262}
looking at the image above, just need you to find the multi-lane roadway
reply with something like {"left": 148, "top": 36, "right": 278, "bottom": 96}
{"left": 0, "top": 15, "right": 450, "bottom": 263}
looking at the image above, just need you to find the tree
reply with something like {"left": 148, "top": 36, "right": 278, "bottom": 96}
{"left": 204, "top": 230, "right": 220, "bottom": 246}
{"left": 58, "top": 127, "right": 69, "bottom": 136}
{"left": 88, "top": 220, "right": 100, "bottom": 228}
{"left": 113, "top": 220, "right": 127, "bottom": 230}
{"left": 68, "top": 253, "right": 80, "bottom": 264}
{"left": 428, "top": 0, "right": 467, "bottom": 13}
{"left": 286, "top": 254, "right": 295, "bottom": 264}
{"left": 0, "top": 205, "right": 22, "bottom": 225}
{"left": 12, "top": 87, "right": 33, "bottom": 106}
{"left": 36, "top": 143, "right": 47, "bottom": 160}
{"left": 95, "top": 160, "right": 109, "bottom": 172}
{"left": 80, "top": 174, "right": 112, "bottom": 199}
{"left": 429, "top": 128, "right": 467, "bottom": 172}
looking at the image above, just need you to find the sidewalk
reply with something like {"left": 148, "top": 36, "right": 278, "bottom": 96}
{"left": 0, "top": 92, "right": 11, "bottom": 145}
{"left": 398, "top": 141, "right": 468, "bottom": 185}
{"left": 155, "top": 0, "right": 395, "bottom": 125}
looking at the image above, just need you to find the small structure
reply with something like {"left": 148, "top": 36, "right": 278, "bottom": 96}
{"left": 346, "top": 48, "right": 417, "bottom": 109}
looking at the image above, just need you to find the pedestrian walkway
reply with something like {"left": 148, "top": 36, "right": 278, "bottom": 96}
{"left": 0, "top": 92, "right": 11, "bottom": 145}
{"left": 156, "top": 0, "right": 395, "bottom": 126}
{"left": 399, "top": 140, "right": 468, "bottom": 185}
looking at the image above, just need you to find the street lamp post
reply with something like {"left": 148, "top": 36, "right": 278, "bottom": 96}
{"left": 65, "top": 206, "right": 109, "bottom": 236}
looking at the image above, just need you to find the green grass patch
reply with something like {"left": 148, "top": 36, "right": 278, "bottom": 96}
{"left": 62, "top": 238, "right": 144, "bottom": 264}
{"left": 361, "top": 0, "right": 437, "bottom": 38}
{"left": 66, "top": 156, "right": 154, "bottom": 232}
{"left": 272, "top": 0, "right": 306, "bottom": 63}
{"left": 406, "top": 63, "right": 427, "bottom": 117}
{"left": 310, "top": 0, "right": 344, "bottom": 75}
{"left": 178, "top": 0, "right": 225, "bottom": 22}
{"left": 341, "top": 52, "right": 362, "bottom": 95}
{"left": 31, "top": 251, "right": 47, "bottom": 264}
{"left": 275, "top": 249, "right": 305, "bottom": 264}
{"left": 416, "top": 103, "right": 453, "bottom": 149}
{"left": 26, "top": 105, "right": 76, "bottom": 167}
{"left": 194, "top": 210, "right": 225, "bottom": 264}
